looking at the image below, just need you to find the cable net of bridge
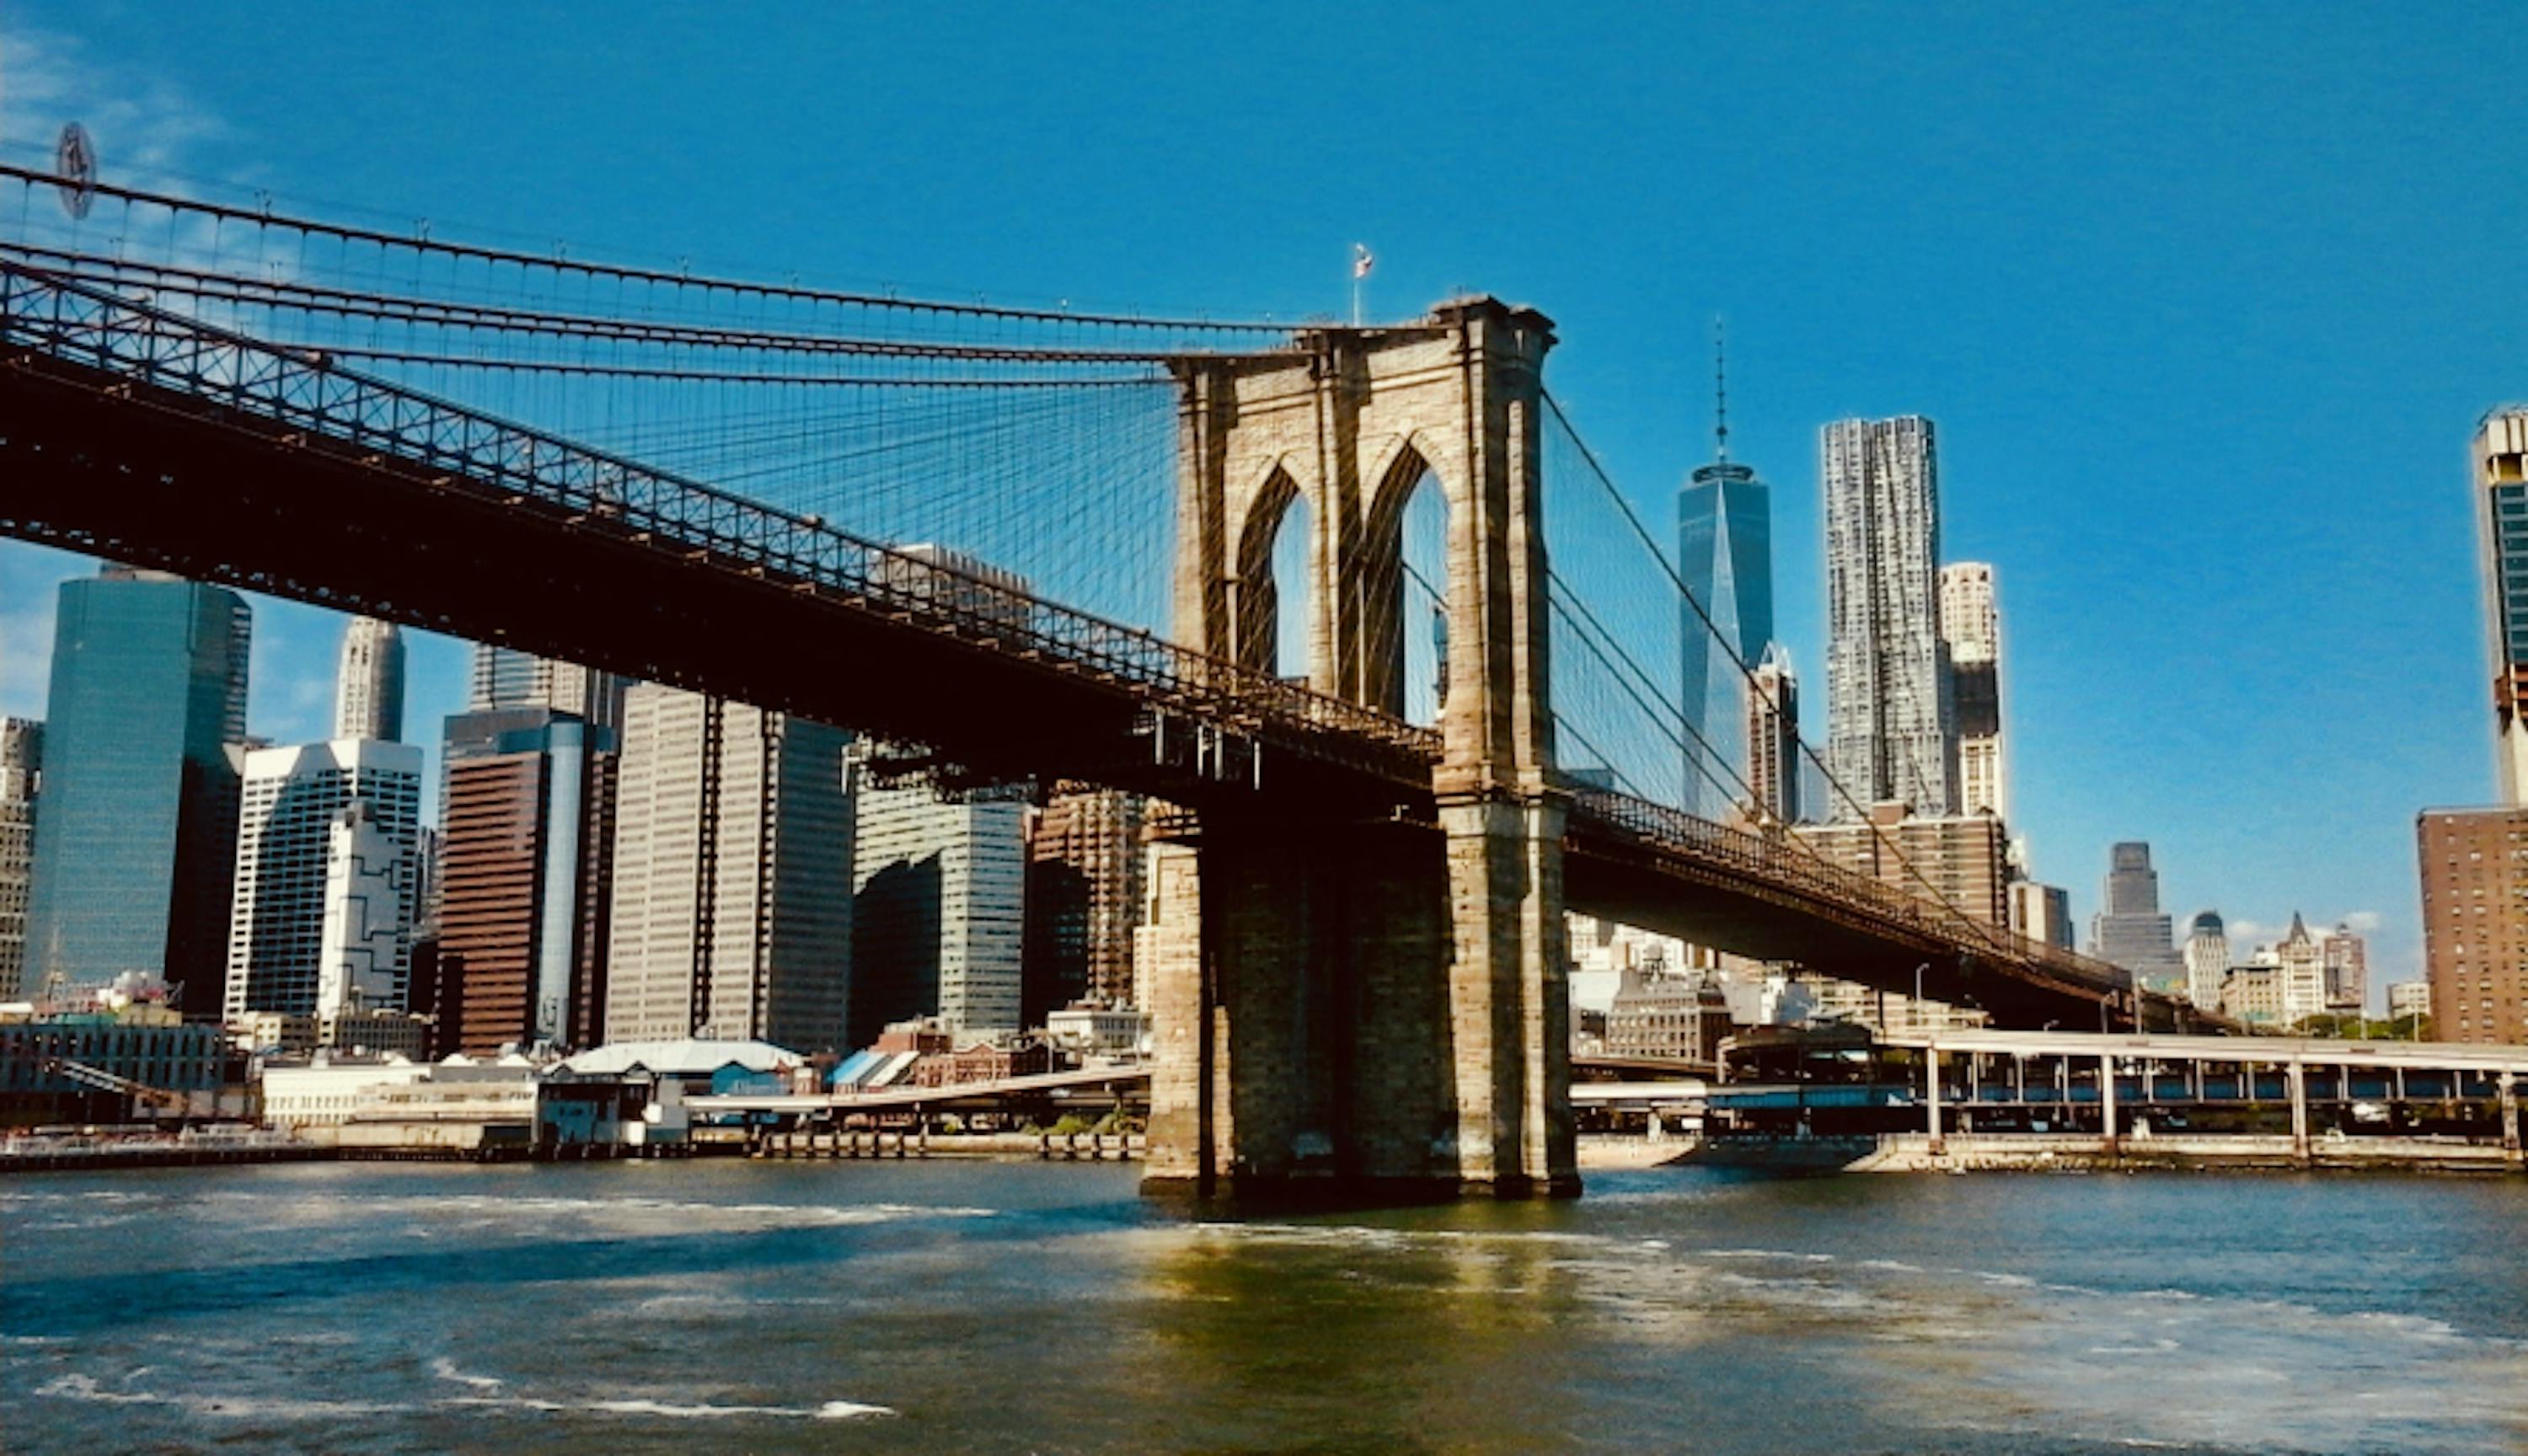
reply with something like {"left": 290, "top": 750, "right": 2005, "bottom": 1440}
{"left": 0, "top": 163, "right": 1455, "bottom": 779}
{"left": 0, "top": 160, "right": 1320, "bottom": 650}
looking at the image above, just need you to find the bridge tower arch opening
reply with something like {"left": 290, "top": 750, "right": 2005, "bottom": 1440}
{"left": 1151, "top": 299, "right": 1576, "bottom": 1202}
{"left": 1361, "top": 443, "right": 1451, "bottom": 729}
{"left": 1232, "top": 468, "right": 1320, "bottom": 687}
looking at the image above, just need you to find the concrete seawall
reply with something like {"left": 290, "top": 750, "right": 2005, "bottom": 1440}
{"left": 1697, "top": 1132, "right": 2523, "bottom": 1175}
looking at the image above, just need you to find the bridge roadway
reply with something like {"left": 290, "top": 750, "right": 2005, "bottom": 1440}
{"left": 0, "top": 261, "right": 2193, "bottom": 1030}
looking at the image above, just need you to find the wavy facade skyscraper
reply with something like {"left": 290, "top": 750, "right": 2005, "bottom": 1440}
{"left": 1822, "top": 415, "right": 1956, "bottom": 818}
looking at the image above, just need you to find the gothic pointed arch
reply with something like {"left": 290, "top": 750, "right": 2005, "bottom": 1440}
{"left": 1357, "top": 437, "right": 1447, "bottom": 720}
{"left": 1231, "top": 464, "right": 1307, "bottom": 677}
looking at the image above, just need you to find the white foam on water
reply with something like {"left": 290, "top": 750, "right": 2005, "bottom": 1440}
{"left": 36, "top": 1373, "right": 412, "bottom": 1418}
{"left": 23, "top": 1213, "right": 140, "bottom": 1233}
{"left": 1196, "top": 1221, "right": 1620, "bottom": 1252}
{"left": 448, "top": 1392, "right": 894, "bottom": 1421}
{"left": 444, "top": 1394, "right": 568, "bottom": 1413}
{"left": 582, "top": 1396, "right": 895, "bottom": 1420}
{"left": 41, "top": 1372, "right": 894, "bottom": 1424}
{"left": 430, "top": 1356, "right": 503, "bottom": 1390}
{"left": 185, "top": 1187, "right": 997, "bottom": 1235}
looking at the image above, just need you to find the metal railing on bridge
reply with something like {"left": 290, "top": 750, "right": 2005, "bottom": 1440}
{"left": 0, "top": 261, "right": 1438, "bottom": 781}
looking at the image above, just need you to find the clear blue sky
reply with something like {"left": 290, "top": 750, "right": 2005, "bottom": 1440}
{"left": 3, "top": 3, "right": 2516, "bottom": 997}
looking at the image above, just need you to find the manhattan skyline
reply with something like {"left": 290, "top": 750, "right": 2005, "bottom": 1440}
{"left": 0, "top": 4, "right": 2514, "bottom": 990}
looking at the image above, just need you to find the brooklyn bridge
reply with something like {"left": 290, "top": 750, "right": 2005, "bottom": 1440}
{"left": 0, "top": 163, "right": 2213, "bottom": 1199}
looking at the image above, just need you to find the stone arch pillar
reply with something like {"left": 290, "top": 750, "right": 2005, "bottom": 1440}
{"left": 1152, "top": 297, "right": 1577, "bottom": 1200}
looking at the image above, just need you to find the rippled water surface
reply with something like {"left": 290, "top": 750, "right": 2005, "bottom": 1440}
{"left": 5, "top": 1159, "right": 2527, "bottom": 1453}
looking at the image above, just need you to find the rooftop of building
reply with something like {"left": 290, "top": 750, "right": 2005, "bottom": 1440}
{"left": 558, "top": 1039, "right": 800, "bottom": 1078}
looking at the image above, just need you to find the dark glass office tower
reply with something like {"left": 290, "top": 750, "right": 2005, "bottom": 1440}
{"left": 1677, "top": 331, "right": 1773, "bottom": 817}
{"left": 24, "top": 568, "right": 250, "bottom": 1014}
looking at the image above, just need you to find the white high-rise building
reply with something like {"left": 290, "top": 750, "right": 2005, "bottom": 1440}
{"left": 2273, "top": 914, "right": 2331, "bottom": 1025}
{"left": 2227, "top": 913, "right": 2329, "bottom": 1028}
{"left": 0, "top": 720, "right": 38, "bottom": 1000}
{"left": 316, "top": 798, "right": 404, "bottom": 1020}
{"left": 222, "top": 740, "right": 423, "bottom": 1022}
{"left": 1823, "top": 416, "right": 1957, "bottom": 817}
{"left": 1937, "top": 562, "right": 2006, "bottom": 821}
{"left": 2009, "top": 880, "right": 2075, "bottom": 951}
{"left": 603, "top": 686, "right": 854, "bottom": 1051}
{"left": 2183, "top": 910, "right": 2231, "bottom": 1012}
{"left": 850, "top": 747, "right": 1026, "bottom": 1045}
{"left": 1744, "top": 646, "right": 1801, "bottom": 826}
{"left": 332, "top": 617, "right": 406, "bottom": 742}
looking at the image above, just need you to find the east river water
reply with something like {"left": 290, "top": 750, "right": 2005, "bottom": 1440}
{"left": 4, "top": 1159, "right": 2527, "bottom": 1454}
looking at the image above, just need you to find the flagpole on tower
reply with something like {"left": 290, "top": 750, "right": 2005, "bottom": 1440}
{"left": 1350, "top": 243, "right": 1374, "bottom": 328}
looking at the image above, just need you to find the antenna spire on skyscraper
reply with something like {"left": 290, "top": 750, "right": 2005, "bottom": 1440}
{"left": 1713, "top": 317, "right": 1729, "bottom": 463}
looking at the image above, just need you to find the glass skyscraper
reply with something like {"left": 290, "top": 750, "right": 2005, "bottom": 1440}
{"left": 23, "top": 568, "right": 250, "bottom": 1012}
{"left": 1678, "top": 441, "right": 1772, "bottom": 816}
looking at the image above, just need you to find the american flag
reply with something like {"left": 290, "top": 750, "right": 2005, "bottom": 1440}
{"left": 1352, "top": 244, "right": 1374, "bottom": 280}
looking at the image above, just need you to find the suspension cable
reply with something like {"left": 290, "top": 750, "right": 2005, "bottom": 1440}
{"left": 0, "top": 161, "right": 1295, "bottom": 335}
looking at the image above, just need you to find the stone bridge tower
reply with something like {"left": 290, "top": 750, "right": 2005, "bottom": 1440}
{"left": 1143, "top": 297, "right": 1577, "bottom": 1200}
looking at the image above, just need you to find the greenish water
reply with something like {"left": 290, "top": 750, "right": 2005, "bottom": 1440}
{"left": 4, "top": 1160, "right": 2525, "bottom": 1453}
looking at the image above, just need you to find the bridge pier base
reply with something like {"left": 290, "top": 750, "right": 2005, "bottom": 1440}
{"left": 1141, "top": 807, "right": 1576, "bottom": 1204}
{"left": 1438, "top": 795, "right": 1579, "bottom": 1198}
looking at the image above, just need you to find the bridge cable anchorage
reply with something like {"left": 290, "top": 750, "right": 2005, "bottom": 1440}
{"left": 1538, "top": 391, "right": 2124, "bottom": 997}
